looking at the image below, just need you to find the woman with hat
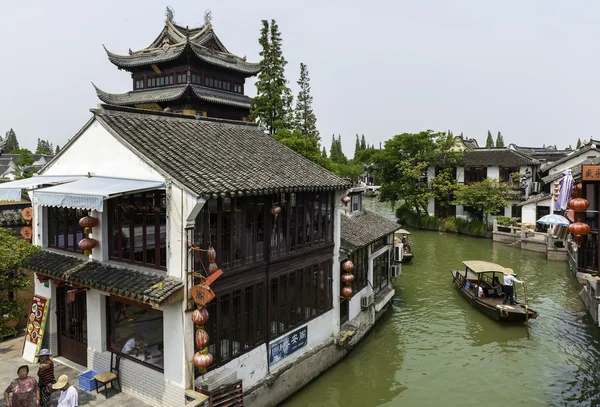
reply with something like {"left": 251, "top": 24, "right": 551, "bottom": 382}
{"left": 52, "top": 375, "right": 78, "bottom": 407}
{"left": 36, "top": 349, "right": 55, "bottom": 407}
{"left": 502, "top": 268, "right": 524, "bottom": 306}
{"left": 3, "top": 365, "right": 40, "bottom": 407}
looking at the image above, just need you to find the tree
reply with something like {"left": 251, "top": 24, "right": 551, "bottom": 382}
{"left": 360, "top": 135, "right": 367, "bottom": 150}
{"left": 35, "top": 138, "right": 53, "bottom": 155}
{"left": 485, "top": 130, "right": 494, "bottom": 148}
{"left": 11, "top": 148, "right": 35, "bottom": 167}
{"left": 0, "top": 228, "right": 40, "bottom": 337}
{"left": 273, "top": 128, "right": 330, "bottom": 170}
{"left": 293, "top": 63, "right": 319, "bottom": 141}
{"left": 495, "top": 132, "right": 505, "bottom": 148}
{"left": 321, "top": 146, "right": 327, "bottom": 158}
{"left": 354, "top": 134, "right": 360, "bottom": 160}
{"left": 55, "top": 145, "right": 61, "bottom": 154}
{"left": 250, "top": 20, "right": 293, "bottom": 135}
{"left": 5, "top": 129, "right": 19, "bottom": 153}
{"left": 453, "top": 178, "right": 512, "bottom": 224}
{"left": 577, "top": 138, "right": 582, "bottom": 149}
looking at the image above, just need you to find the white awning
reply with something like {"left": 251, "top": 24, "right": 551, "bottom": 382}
{"left": 0, "top": 175, "right": 83, "bottom": 201}
{"left": 32, "top": 176, "right": 165, "bottom": 211}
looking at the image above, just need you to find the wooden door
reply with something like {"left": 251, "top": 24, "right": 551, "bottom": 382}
{"left": 56, "top": 287, "right": 88, "bottom": 366}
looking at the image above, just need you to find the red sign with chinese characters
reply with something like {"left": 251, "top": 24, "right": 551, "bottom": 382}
{"left": 582, "top": 166, "right": 600, "bottom": 181}
{"left": 190, "top": 284, "right": 215, "bottom": 307}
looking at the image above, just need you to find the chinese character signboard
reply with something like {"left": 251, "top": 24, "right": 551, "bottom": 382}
{"left": 190, "top": 284, "right": 215, "bottom": 307}
{"left": 22, "top": 295, "right": 50, "bottom": 363}
{"left": 269, "top": 326, "right": 308, "bottom": 365}
{"left": 582, "top": 166, "right": 600, "bottom": 181}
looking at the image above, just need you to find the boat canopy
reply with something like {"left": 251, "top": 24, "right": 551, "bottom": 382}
{"left": 395, "top": 229, "right": 411, "bottom": 235}
{"left": 463, "top": 260, "right": 505, "bottom": 274}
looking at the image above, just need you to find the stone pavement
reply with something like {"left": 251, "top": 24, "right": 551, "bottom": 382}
{"left": 0, "top": 335, "right": 150, "bottom": 407}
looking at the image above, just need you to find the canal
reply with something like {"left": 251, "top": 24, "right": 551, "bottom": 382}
{"left": 282, "top": 198, "right": 600, "bottom": 406}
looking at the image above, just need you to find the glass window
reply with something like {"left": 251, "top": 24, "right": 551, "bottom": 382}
{"left": 373, "top": 251, "right": 390, "bottom": 293}
{"left": 177, "top": 73, "right": 187, "bottom": 84}
{"left": 107, "top": 190, "right": 167, "bottom": 269}
{"left": 47, "top": 207, "right": 85, "bottom": 253}
{"left": 349, "top": 247, "right": 368, "bottom": 293}
{"left": 107, "top": 298, "right": 164, "bottom": 370}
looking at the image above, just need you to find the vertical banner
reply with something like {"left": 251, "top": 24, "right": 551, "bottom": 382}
{"left": 22, "top": 295, "right": 50, "bottom": 363}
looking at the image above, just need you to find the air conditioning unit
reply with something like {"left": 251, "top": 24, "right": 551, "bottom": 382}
{"left": 361, "top": 293, "right": 374, "bottom": 309}
{"left": 531, "top": 182, "right": 541, "bottom": 193}
{"left": 391, "top": 264, "right": 401, "bottom": 278}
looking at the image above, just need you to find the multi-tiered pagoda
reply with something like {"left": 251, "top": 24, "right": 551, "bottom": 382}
{"left": 94, "top": 8, "right": 259, "bottom": 121}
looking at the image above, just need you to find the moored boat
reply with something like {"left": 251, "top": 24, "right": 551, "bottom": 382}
{"left": 393, "top": 229, "right": 413, "bottom": 263}
{"left": 451, "top": 260, "right": 538, "bottom": 323}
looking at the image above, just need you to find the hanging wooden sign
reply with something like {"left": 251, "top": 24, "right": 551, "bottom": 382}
{"left": 190, "top": 284, "right": 215, "bottom": 307}
{"left": 204, "top": 269, "right": 223, "bottom": 286}
{"left": 582, "top": 165, "right": 600, "bottom": 181}
{"left": 20, "top": 226, "right": 32, "bottom": 240}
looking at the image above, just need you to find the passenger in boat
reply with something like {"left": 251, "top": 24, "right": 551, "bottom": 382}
{"left": 502, "top": 268, "right": 524, "bottom": 305}
{"left": 486, "top": 276, "right": 504, "bottom": 298}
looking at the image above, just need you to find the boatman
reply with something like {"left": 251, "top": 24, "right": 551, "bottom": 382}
{"left": 502, "top": 268, "right": 524, "bottom": 306}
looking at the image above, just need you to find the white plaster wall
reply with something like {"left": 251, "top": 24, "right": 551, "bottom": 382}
{"left": 349, "top": 285, "right": 368, "bottom": 321}
{"left": 548, "top": 150, "right": 600, "bottom": 175}
{"left": 521, "top": 204, "right": 538, "bottom": 224}
{"left": 427, "top": 196, "right": 435, "bottom": 216}
{"left": 456, "top": 205, "right": 465, "bottom": 217}
{"left": 456, "top": 166, "right": 465, "bottom": 183}
{"left": 487, "top": 166, "right": 500, "bottom": 180}
{"left": 167, "top": 184, "right": 197, "bottom": 280}
{"left": 86, "top": 290, "right": 106, "bottom": 357}
{"left": 161, "top": 302, "right": 186, "bottom": 387}
{"left": 427, "top": 166, "right": 435, "bottom": 182}
{"left": 42, "top": 120, "right": 164, "bottom": 182}
{"left": 332, "top": 190, "right": 344, "bottom": 335}
{"left": 33, "top": 279, "right": 57, "bottom": 355}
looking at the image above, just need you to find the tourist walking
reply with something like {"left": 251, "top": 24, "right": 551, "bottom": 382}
{"left": 36, "top": 349, "right": 55, "bottom": 407}
{"left": 53, "top": 375, "right": 78, "bottom": 407}
{"left": 3, "top": 365, "right": 40, "bottom": 407}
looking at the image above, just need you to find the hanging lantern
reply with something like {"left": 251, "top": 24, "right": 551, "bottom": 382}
{"left": 341, "top": 285, "right": 353, "bottom": 299}
{"left": 195, "top": 328, "right": 210, "bottom": 349}
{"left": 568, "top": 198, "right": 590, "bottom": 212}
{"left": 208, "top": 262, "right": 219, "bottom": 274}
{"left": 270, "top": 205, "right": 281, "bottom": 216}
{"left": 568, "top": 222, "right": 591, "bottom": 238}
{"left": 341, "top": 196, "right": 351, "bottom": 205}
{"left": 342, "top": 261, "right": 354, "bottom": 273}
{"left": 191, "top": 307, "right": 209, "bottom": 326}
{"left": 207, "top": 246, "right": 216, "bottom": 263}
{"left": 78, "top": 238, "right": 98, "bottom": 256}
{"left": 79, "top": 216, "right": 99, "bottom": 234}
{"left": 341, "top": 273, "right": 355, "bottom": 283}
{"left": 192, "top": 350, "right": 213, "bottom": 370}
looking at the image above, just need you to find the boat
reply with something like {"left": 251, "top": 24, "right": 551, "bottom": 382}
{"left": 450, "top": 260, "right": 538, "bottom": 323}
{"left": 393, "top": 229, "right": 413, "bottom": 263}
{"left": 363, "top": 186, "right": 380, "bottom": 197}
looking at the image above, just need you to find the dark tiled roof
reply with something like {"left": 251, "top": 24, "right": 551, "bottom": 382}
{"left": 23, "top": 251, "right": 184, "bottom": 306}
{"left": 94, "top": 84, "right": 251, "bottom": 109}
{"left": 93, "top": 105, "right": 350, "bottom": 196}
{"left": 542, "top": 157, "right": 600, "bottom": 184}
{"left": 340, "top": 211, "right": 402, "bottom": 253}
{"left": 540, "top": 144, "right": 599, "bottom": 172}
{"left": 461, "top": 148, "right": 540, "bottom": 167}
{"left": 0, "top": 209, "right": 26, "bottom": 226}
{"left": 463, "top": 139, "right": 479, "bottom": 149}
{"left": 104, "top": 43, "right": 185, "bottom": 68}
{"left": 189, "top": 44, "right": 260, "bottom": 75}
{"left": 517, "top": 192, "right": 551, "bottom": 207}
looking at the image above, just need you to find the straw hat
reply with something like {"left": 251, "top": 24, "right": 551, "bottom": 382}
{"left": 52, "top": 374, "right": 69, "bottom": 390}
{"left": 503, "top": 268, "right": 515, "bottom": 275}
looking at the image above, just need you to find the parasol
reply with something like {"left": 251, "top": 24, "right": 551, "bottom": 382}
{"left": 536, "top": 214, "right": 571, "bottom": 226}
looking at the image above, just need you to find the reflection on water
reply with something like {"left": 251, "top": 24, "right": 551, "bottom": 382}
{"left": 282, "top": 197, "right": 600, "bottom": 407}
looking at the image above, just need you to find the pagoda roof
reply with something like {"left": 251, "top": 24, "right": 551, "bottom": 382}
{"left": 104, "top": 18, "right": 259, "bottom": 76}
{"left": 93, "top": 83, "right": 252, "bottom": 109}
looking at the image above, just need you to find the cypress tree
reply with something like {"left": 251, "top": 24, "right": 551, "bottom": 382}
{"left": 5, "top": 129, "right": 19, "bottom": 153}
{"left": 495, "top": 131, "right": 505, "bottom": 148}
{"left": 577, "top": 138, "right": 582, "bottom": 149}
{"left": 354, "top": 134, "right": 360, "bottom": 160}
{"left": 321, "top": 146, "right": 327, "bottom": 158}
{"left": 485, "top": 130, "right": 494, "bottom": 148}
{"left": 360, "top": 134, "right": 366, "bottom": 150}
{"left": 293, "top": 63, "right": 319, "bottom": 141}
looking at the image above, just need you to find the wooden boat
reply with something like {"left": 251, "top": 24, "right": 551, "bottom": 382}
{"left": 393, "top": 229, "right": 413, "bottom": 263}
{"left": 450, "top": 260, "right": 538, "bottom": 323}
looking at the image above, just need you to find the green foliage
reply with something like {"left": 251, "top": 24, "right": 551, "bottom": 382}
{"left": 250, "top": 20, "right": 293, "bottom": 135}
{"left": 4, "top": 128, "right": 19, "bottom": 153}
{"left": 495, "top": 131, "right": 505, "bottom": 148}
{"left": 273, "top": 128, "right": 332, "bottom": 170}
{"left": 293, "top": 63, "right": 319, "bottom": 141}
{"left": 360, "top": 135, "right": 367, "bottom": 150}
{"left": 496, "top": 216, "right": 517, "bottom": 226}
{"left": 453, "top": 178, "right": 512, "bottom": 224}
{"left": 55, "top": 145, "right": 61, "bottom": 154}
{"left": 12, "top": 148, "right": 35, "bottom": 167}
{"left": 0, "top": 228, "right": 40, "bottom": 337}
{"left": 331, "top": 162, "right": 363, "bottom": 180}
{"left": 485, "top": 130, "right": 494, "bottom": 148}
{"left": 35, "top": 138, "right": 54, "bottom": 155}
{"left": 577, "top": 138, "right": 582, "bottom": 149}
{"left": 329, "top": 135, "right": 347, "bottom": 164}
{"left": 468, "top": 220, "right": 488, "bottom": 236}
{"left": 441, "top": 216, "right": 469, "bottom": 233}
{"left": 321, "top": 146, "right": 327, "bottom": 158}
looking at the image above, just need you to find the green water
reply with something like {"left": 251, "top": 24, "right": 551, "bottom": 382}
{"left": 282, "top": 198, "right": 600, "bottom": 407}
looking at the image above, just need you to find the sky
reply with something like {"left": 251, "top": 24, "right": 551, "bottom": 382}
{"left": 2, "top": 0, "right": 600, "bottom": 157}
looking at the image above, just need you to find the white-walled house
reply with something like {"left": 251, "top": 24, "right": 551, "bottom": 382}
{"left": 0, "top": 105, "right": 399, "bottom": 407}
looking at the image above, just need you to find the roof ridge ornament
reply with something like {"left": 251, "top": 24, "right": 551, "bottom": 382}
{"left": 166, "top": 6, "right": 175, "bottom": 23}
{"left": 204, "top": 9, "right": 212, "bottom": 27}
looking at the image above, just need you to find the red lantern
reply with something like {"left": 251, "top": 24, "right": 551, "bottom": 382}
{"left": 79, "top": 216, "right": 99, "bottom": 230}
{"left": 207, "top": 246, "right": 216, "bottom": 263}
{"left": 568, "top": 222, "right": 591, "bottom": 237}
{"left": 78, "top": 238, "right": 98, "bottom": 256}
{"left": 341, "top": 273, "right": 355, "bottom": 283}
{"left": 192, "top": 351, "right": 213, "bottom": 369}
{"left": 208, "top": 262, "right": 219, "bottom": 274}
{"left": 341, "top": 286, "right": 353, "bottom": 298}
{"left": 568, "top": 198, "right": 590, "bottom": 212}
{"left": 191, "top": 307, "right": 209, "bottom": 326}
{"left": 342, "top": 261, "right": 354, "bottom": 273}
{"left": 195, "top": 328, "right": 210, "bottom": 349}
{"left": 341, "top": 196, "right": 351, "bottom": 205}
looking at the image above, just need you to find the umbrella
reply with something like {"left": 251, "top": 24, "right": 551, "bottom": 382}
{"left": 536, "top": 214, "right": 571, "bottom": 226}
{"left": 554, "top": 169, "right": 574, "bottom": 211}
